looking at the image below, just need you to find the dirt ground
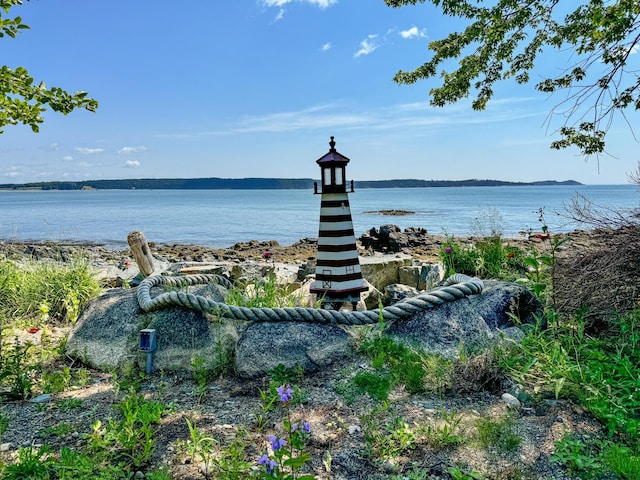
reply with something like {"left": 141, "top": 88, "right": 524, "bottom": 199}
{"left": 0, "top": 232, "right": 612, "bottom": 480}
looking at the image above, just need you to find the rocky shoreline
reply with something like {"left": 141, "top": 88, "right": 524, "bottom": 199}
{"left": 0, "top": 227, "right": 548, "bottom": 268}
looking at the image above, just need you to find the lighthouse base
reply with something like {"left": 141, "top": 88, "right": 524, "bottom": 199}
{"left": 312, "top": 291, "right": 363, "bottom": 311}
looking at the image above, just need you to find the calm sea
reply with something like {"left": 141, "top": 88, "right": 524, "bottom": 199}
{"left": 0, "top": 185, "right": 638, "bottom": 249}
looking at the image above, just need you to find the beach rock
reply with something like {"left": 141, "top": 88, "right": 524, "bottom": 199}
{"left": 385, "top": 281, "right": 543, "bottom": 359}
{"left": 359, "top": 254, "right": 413, "bottom": 291}
{"left": 234, "top": 322, "right": 352, "bottom": 378}
{"left": 384, "top": 284, "right": 420, "bottom": 303}
{"left": 398, "top": 262, "right": 445, "bottom": 290}
{"left": 359, "top": 225, "right": 438, "bottom": 255}
{"left": 66, "top": 281, "right": 231, "bottom": 371}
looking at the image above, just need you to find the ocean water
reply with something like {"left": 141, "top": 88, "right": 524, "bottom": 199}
{"left": 0, "top": 185, "right": 638, "bottom": 249}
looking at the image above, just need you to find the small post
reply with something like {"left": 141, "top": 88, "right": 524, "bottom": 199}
{"left": 127, "top": 231, "right": 154, "bottom": 276}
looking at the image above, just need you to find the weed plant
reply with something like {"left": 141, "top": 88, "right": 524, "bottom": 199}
{"left": 439, "top": 235, "right": 525, "bottom": 280}
{"left": 225, "top": 272, "right": 299, "bottom": 308}
{"left": 418, "top": 411, "right": 464, "bottom": 450}
{"left": 361, "top": 406, "right": 417, "bottom": 461}
{"left": 0, "top": 258, "right": 101, "bottom": 324}
{"left": 499, "top": 311, "right": 640, "bottom": 443}
{"left": 356, "top": 327, "right": 452, "bottom": 400}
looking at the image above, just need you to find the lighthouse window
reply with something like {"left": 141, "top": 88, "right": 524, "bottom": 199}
{"left": 346, "top": 265, "right": 355, "bottom": 274}
{"left": 335, "top": 167, "right": 343, "bottom": 185}
{"left": 323, "top": 168, "right": 332, "bottom": 186}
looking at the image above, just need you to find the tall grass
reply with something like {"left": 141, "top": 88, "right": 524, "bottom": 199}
{"left": 225, "top": 272, "right": 299, "bottom": 308}
{"left": 0, "top": 258, "right": 101, "bottom": 324}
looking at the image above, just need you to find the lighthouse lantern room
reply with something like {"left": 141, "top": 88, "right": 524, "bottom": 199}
{"left": 310, "top": 137, "right": 367, "bottom": 310}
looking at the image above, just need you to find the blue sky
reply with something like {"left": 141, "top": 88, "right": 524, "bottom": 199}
{"left": 1, "top": 0, "right": 638, "bottom": 185}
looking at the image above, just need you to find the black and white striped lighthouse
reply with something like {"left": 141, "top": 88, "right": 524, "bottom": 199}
{"left": 310, "top": 137, "right": 367, "bottom": 310}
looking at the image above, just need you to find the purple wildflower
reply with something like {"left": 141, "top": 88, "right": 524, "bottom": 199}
{"left": 302, "top": 421, "right": 311, "bottom": 434}
{"left": 276, "top": 385, "right": 293, "bottom": 402}
{"left": 268, "top": 434, "right": 287, "bottom": 451}
{"left": 258, "top": 454, "right": 277, "bottom": 473}
{"left": 291, "top": 422, "right": 299, "bottom": 432}
{"left": 445, "top": 247, "right": 452, "bottom": 254}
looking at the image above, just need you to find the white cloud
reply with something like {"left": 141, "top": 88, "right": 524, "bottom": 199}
{"left": 321, "top": 42, "right": 332, "bottom": 52}
{"left": 400, "top": 26, "right": 426, "bottom": 39}
{"left": 75, "top": 147, "right": 105, "bottom": 155}
{"left": 354, "top": 34, "right": 379, "bottom": 58}
{"left": 631, "top": 44, "right": 639, "bottom": 54}
{"left": 274, "top": 8, "right": 284, "bottom": 21}
{"left": 62, "top": 155, "right": 73, "bottom": 161}
{"left": 118, "top": 145, "right": 148, "bottom": 155}
{"left": 124, "top": 160, "right": 141, "bottom": 168}
{"left": 49, "top": 142, "right": 60, "bottom": 151}
{"left": 77, "top": 161, "right": 93, "bottom": 167}
{"left": 157, "top": 96, "right": 544, "bottom": 139}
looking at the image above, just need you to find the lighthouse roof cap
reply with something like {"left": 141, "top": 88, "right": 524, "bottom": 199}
{"left": 316, "top": 150, "right": 350, "bottom": 165}
{"left": 316, "top": 136, "right": 350, "bottom": 165}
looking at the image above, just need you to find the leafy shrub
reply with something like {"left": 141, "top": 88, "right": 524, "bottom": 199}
{"left": 440, "top": 235, "right": 526, "bottom": 280}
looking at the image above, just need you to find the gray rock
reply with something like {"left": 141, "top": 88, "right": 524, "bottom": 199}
{"left": 501, "top": 392, "right": 521, "bottom": 408}
{"left": 384, "top": 283, "right": 420, "bottom": 303}
{"left": 30, "top": 394, "right": 51, "bottom": 403}
{"left": 398, "top": 262, "right": 445, "bottom": 290}
{"left": 234, "top": 322, "right": 352, "bottom": 378}
{"left": 385, "top": 281, "right": 542, "bottom": 359}
{"left": 66, "top": 280, "right": 231, "bottom": 371}
{"left": 360, "top": 254, "right": 412, "bottom": 291}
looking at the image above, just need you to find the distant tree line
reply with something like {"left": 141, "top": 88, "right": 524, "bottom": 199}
{"left": 0, "top": 177, "right": 581, "bottom": 191}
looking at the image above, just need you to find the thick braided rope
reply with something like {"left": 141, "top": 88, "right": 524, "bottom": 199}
{"left": 137, "top": 272, "right": 483, "bottom": 325}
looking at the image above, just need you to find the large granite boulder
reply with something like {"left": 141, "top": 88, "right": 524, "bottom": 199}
{"left": 386, "top": 281, "right": 543, "bottom": 359}
{"left": 234, "top": 322, "right": 352, "bottom": 378}
{"left": 66, "top": 282, "right": 234, "bottom": 371}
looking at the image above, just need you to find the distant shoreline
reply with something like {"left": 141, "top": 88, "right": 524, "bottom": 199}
{"left": 0, "top": 177, "right": 582, "bottom": 191}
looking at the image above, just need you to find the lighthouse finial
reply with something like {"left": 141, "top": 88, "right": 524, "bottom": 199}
{"left": 329, "top": 136, "right": 336, "bottom": 152}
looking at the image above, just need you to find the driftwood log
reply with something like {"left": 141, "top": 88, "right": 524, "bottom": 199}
{"left": 127, "top": 231, "right": 154, "bottom": 276}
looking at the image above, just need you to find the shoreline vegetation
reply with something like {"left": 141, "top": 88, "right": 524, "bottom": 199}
{"left": 0, "top": 177, "right": 581, "bottom": 191}
{"left": 0, "top": 226, "right": 639, "bottom": 479}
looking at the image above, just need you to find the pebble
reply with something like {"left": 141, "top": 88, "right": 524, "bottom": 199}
{"left": 134, "top": 472, "right": 144, "bottom": 479}
{"left": 348, "top": 425, "right": 361, "bottom": 435}
{"left": 501, "top": 392, "right": 521, "bottom": 408}
{"left": 0, "top": 443, "right": 13, "bottom": 452}
{"left": 30, "top": 393, "right": 51, "bottom": 403}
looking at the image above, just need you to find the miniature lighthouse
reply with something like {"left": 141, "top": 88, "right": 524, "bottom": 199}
{"left": 310, "top": 137, "right": 367, "bottom": 310}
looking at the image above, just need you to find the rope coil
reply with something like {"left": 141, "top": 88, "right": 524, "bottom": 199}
{"left": 137, "top": 273, "right": 483, "bottom": 325}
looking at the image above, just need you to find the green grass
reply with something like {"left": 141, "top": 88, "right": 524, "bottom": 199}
{"left": 353, "top": 328, "right": 454, "bottom": 401}
{"left": 439, "top": 235, "right": 527, "bottom": 281}
{"left": 499, "top": 311, "right": 640, "bottom": 443}
{"left": 0, "top": 258, "right": 101, "bottom": 325}
{"left": 475, "top": 415, "right": 521, "bottom": 452}
{"left": 225, "top": 272, "right": 299, "bottom": 308}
